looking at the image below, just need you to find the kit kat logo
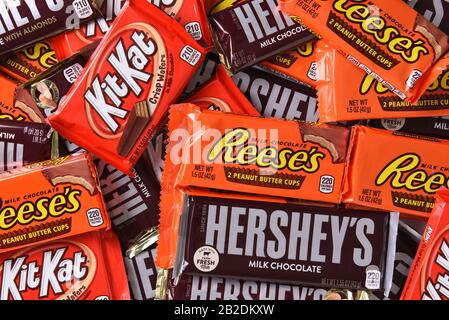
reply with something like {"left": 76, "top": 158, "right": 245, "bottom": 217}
{"left": 84, "top": 26, "right": 167, "bottom": 138}
{"left": 421, "top": 235, "right": 449, "bottom": 300}
{"left": 0, "top": 241, "right": 96, "bottom": 300}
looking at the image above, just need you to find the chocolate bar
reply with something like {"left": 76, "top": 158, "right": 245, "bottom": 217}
{"left": 0, "top": 0, "right": 103, "bottom": 56}
{"left": 96, "top": 154, "right": 160, "bottom": 248}
{"left": 233, "top": 66, "right": 318, "bottom": 121}
{"left": 367, "top": 117, "right": 449, "bottom": 140}
{"left": 168, "top": 274, "right": 328, "bottom": 300}
{"left": 209, "top": 0, "right": 315, "bottom": 74}
{"left": 406, "top": 0, "right": 449, "bottom": 35}
{"left": 371, "top": 221, "right": 421, "bottom": 300}
{"left": 124, "top": 244, "right": 158, "bottom": 300}
{"left": 0, "top": 119, "right": 52, "bottom": 173}
{"left": 173, "top": 194, "right": 399, "bottom": 292}
{"left": 49, "top": 0, "right": 207, "bottom": 175}
{"left": 117, "top": 101, "right": 152, "bottom": 157}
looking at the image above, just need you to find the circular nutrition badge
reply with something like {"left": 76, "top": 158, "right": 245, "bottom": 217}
{"left": 193, "top": 246, "right": 220, "bottom": 273}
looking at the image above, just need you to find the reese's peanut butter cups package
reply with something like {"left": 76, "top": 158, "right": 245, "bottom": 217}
{"left": 342, "top": 126, "right": 449, "bottom": 219}
{"left": 209, "top": 0, "right": 315, "bottom": 74}
{"left": 0, "top": 41, "right": 58, "bottom": 83}
{"left": 401, "top": 189, "right": 449, "bottom": 300}
{"left": 157, "top": 103, "right": 350, "bottom": 269}
{"left": 0, "top": 0, "right": 103, "bottom": 56}
{"left": 0, "top": 153, "right": 110, "bottom": 254}
{"left": 48, "top": 0, "right": 207, "bottom": 175}
{"left": 316, "top": 41, "right": 449, "bottom": 122}
{"left": 166, "top": 189, "right": 399, "bottom": 293}
{"left": 279, "top": 0, "right": 449, "bottom": 103}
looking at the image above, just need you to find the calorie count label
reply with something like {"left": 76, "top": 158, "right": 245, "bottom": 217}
{"left": 180, "top": 45, "right": 202, "bottom": 66}
{"left": 184, "top": 22, "right": 203, "bottom": 41}
{"left": 87, "top": 208, "right": 104, "bottom": 227}
{"left": 73, "top": 0, "right": 94, "bottom": 19}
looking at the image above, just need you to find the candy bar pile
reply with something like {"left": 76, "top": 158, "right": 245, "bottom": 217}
{"left": 0, "top": 0, "right": 448, "bottom": 301}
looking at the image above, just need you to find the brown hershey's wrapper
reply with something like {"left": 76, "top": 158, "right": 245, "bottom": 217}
{"left": 209, "top": 0, "right": 315, "bottom": 74}
{"left": 0, "top": 119, "right": 52, "bottom": 174}
{"left": 0, "top": 0, "right": 103, "bottom": 56}
{"left": 169, "top": 274, "right": 328, "bottom": 300}
{"left": 174, "top": 193, "right": 399, "bottom": 292}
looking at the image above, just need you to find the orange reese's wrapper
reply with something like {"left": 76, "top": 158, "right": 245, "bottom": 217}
{"left": 157, "top": 103, "right": 350, "bottom": 268}
{"left": 342, "top": 126, "right": 449, "bottom": 220}
{"left": 0, "top": 153, "right": 110, "bottom": 254}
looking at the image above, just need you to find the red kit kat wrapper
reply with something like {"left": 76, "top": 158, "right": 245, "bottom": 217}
{"left": 48, "top": 0, "right": 207, "bottom": 175}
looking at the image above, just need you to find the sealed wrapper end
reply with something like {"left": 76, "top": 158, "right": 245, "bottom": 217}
{"left": 156, "top": 103, "right": 351, "bottom": 269}
{"left": 15, "top": 49, "right": 90, "bottom": 122}
{"left": 261, "top": 39, "right": 319, "bottom": 85}
{"left": 186, "top": 65, "right": 260, "bottom": 115}
{"left": 401, "top": 189, "right": 449, "bottom": 300}
{"left": 168, "top": 274, "right": 329, "bottom": 300}
{"left": 342, "top": 126, "right": 449, "bottom": 220}
{"left": 279, "top": 0, "right": 449, "bottom": 103}
{"left": 316, "top": 41, "right": 449, "bottom": 122}
{"left": 48, "top": 0, "right": 207, "bottom": 175}
{"left": 209, "top": 0, "right": 315, "bottom": 74}
{"left": 0, "top": 0, "right": 103, "bottom": 56}
{"left": 169, "top": 190, "right": 398, "bottom": 292}
{"left": 0, "top": 120, "right": 53, "bottom": 173}
{"left": 0, "top": 40, "right": 58, "bottom": 83}
{"left": 233, "top": 66, "right": 318, "bottom": 121}
{"left": 0, "top": 153, "right": 110, "bottom": 254}
{"left": 0, "top": 230, "right": 130, "bottom": 300}
{"left": 51, "top": 0, "right": 212, "bottom": 61}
